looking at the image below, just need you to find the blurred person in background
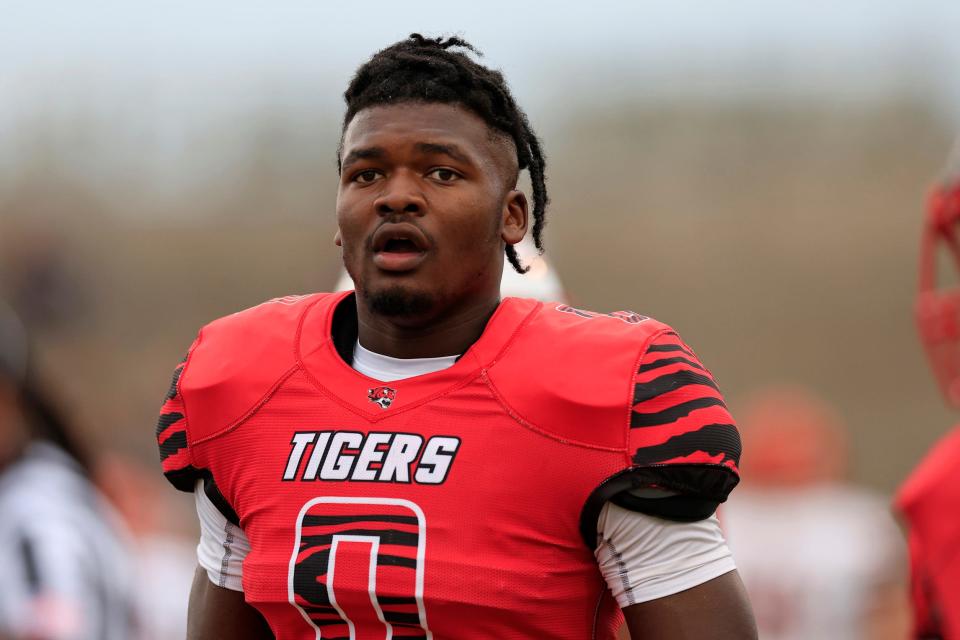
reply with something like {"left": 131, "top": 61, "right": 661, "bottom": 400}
{"left": 0, "top": 300, "right": 139, "bottom": 640}
{"left": 96, "top": 453, "right": 196, "bottom": 640}
{"left": 2, "top": 233, "right": 89, "bottom": 333}
{"left": 156, "top": 34, "right": 754, "bottom": 639}
{"left": 897, "top": 140, "right": 960, "bottom": 639}
{"left": 722, "top": 386, "right": 908, "bottom": 639}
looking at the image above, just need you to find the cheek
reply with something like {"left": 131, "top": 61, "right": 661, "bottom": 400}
{"left": 335, "top": 195, "right": 365, "bottom": 248}
{"left": 448, "top": 192, "right": 502, "bottom": 243}
{"left": 466, "top": 212, "right": 503, "bottom": 255}
{"left": 334, "top": 190, "right": 351, "bottom": 227}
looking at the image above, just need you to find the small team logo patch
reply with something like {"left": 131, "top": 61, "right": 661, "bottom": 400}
{"left": 368, "top": 386, "right": 397, "bottom": 410}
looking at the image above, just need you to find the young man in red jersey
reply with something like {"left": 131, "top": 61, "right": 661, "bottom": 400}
{"left": 156, "top": 35, "right": 756, "bottom": 639}
{"left": 897, "top": 142, "right": 960, "bottom": 639}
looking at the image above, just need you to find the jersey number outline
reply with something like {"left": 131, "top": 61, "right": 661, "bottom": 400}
{"left": 288, "top": 497, "right": 432, "bottom": 639}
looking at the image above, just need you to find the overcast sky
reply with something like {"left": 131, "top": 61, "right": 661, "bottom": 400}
{"left": 4, "top": 1, "right": 959, "bottom": 107}
{"left": 2, "top": 0, "right": 959, "bottom": 185}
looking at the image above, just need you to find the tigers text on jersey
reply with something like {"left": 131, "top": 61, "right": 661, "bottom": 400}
{"left": 156, "top": 293, "right": 741, "bottom": 639}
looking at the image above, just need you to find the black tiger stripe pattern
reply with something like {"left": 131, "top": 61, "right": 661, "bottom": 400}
{"left": 156, "top": 356, "right": 191, "bottom": 479}
{"left": 631, "top": 332, "right": 741, "bottom": 473}
{"left": 291, "top": 501, "right": 430, "bottom": 639}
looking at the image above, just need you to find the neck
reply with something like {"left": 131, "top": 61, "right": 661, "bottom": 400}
{"left": 355, "top": 293, "right": 500, "bottom": 359}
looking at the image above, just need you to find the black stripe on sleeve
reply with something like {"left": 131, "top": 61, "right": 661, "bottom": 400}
{"left": 161, "top": 466, "right": 240, "bottom": 533}
{"left": 165, "top": 366, "right": 184, "bottom": 401}
{"left": 637, "top": 356, "right": 706, "bottom": 374}
{"left": 578, "top": 464, "right": 740, "bottom": 547}
{"left": 155, "top": 411, "right": 184, "bottom": 437}
{"left": 633, "top": 370, "right": 719, "bottom": 404}
{"left": 646, "top": 342, "right": 695, "bottom": 357}
{"left": 158, "top": 430, "right": 188, "bottom": 461}
{"left": 631, "top": 396, "right": 726, "bottom": 428}
{"left": 632, "top": 423, "right": 742, "bottom": 466}
{"left": 162, "top": 465, "right": 200, "bottom": 493}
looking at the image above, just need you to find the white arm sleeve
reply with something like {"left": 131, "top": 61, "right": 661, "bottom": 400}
{"left": 195, "top": 480, "right": 250, "bottom": 592}
{"left": 595, "top": 501, "right": 736, "bottom": 608}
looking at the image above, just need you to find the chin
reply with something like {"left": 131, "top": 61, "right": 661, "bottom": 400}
{"left": 362, "top": 284, "right": 436, "bottom": 318}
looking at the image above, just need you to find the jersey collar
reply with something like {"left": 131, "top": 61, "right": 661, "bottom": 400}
{"left": 297, "top": 291, "right": 541, "bottom": 420}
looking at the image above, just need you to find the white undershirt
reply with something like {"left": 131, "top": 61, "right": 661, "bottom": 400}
{"left": 352, "top": 341, "right": 460, "bottom": 379}
{"left": 196, "top": 341, "right": 735, "bottom": 607}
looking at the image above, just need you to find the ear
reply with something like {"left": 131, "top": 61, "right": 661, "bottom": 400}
{"left": 501, "top": 190, "right": 528, "bottom": 246}
{"left": 334, "top": 229, "right": 342, "bottom": 247}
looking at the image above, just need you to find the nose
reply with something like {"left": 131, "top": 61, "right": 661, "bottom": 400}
{"left": 374, "top": 171, "right": 426, "bottom": 217}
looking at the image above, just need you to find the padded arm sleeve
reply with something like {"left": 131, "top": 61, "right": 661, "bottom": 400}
{"left": 156, "top": 347, "right": 199, "bottom": 492}
{"left": 579, "top": 330, "right": 742, "bottom": 544}
{"left": 579, "top": 330, "right": 743, "bottom": 545}
{"left": 617, "top": 330, "right": 741, "bottom": 521}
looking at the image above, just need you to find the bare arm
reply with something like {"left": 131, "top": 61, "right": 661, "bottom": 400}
{"left": 623, "top": 570, "right": 757, "bottom": 639}
{"left": 187, "top": 567, "right": 274, "bottom": 640}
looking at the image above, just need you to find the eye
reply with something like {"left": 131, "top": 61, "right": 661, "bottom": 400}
{"left": 352, "top": 169, "right": 382, "bottom": 184}
{"left": 427, "top": 168, "right": 461, "bottom": 183}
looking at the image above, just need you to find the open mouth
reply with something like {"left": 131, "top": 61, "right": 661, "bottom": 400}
{"left": 371, "top": 224, "right": 429, "bottom": 272}
{"left": 381, "top": 238, "right": 422, "bottom": 254}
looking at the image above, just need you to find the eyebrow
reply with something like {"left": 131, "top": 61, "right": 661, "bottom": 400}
{"left": 340, "top": 142, "right": 473, "bottom": 172}
{"left": 415, "top": 142, "right": 471, "bottom": 164}
{"left": 341, "top": 146, "right": 386, "bottom": 170}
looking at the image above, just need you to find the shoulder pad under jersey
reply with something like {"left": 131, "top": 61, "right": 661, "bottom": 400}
{"left": 486, "top": 301, "right": 668, "bottom": 450}
{"left": 179, "top": 293, "right": 326, "bottom": 443}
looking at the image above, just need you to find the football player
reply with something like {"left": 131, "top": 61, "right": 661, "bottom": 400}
{"left": 156, "top": 34, "right": 755, "bottom": 639}
{"left": 896, "top": 140, "right": 960, "bottom": 639}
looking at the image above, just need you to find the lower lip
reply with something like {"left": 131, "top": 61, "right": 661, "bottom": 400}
{"left": 372, "top": 251, "right": 427, "bottom": 272}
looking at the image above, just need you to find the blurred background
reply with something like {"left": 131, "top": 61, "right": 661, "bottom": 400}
{"left": 2, "top": 1, "right": 960, "bottom": 637}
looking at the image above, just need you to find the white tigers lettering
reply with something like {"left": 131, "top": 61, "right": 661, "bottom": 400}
{"left": 282, "top": 431, "right": 460, "bottom": 484}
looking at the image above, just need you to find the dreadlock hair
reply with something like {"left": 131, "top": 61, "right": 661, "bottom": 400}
{"left": 341, "top": 33, "right": 548, "bottom": 274}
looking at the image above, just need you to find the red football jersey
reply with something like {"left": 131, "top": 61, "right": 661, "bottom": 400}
{"left": 895, "top": 427, "right": 960, "bottom": 639}
{"left": 156, "top": 293, "right": 740, "bottom": 639}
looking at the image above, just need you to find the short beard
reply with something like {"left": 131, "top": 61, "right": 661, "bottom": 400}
{"left": 363, "top": 285, "right": 434, "bottom": 318}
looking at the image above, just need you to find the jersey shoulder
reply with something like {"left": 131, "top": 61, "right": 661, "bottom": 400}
{"left": 487, "top": 301, "right": 671, "bottom": 449}
{"left": 156, "top": 293, "right": 332, "bottom": 490}
{"left": 178, "top": 293, "right": 330, "bottom": 443}
{"left": 896, "top": 426, "right": 960, "bottom": 521}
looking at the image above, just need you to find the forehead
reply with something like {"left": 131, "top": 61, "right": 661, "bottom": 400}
{"left": 342, "top": 102, "right": 510, "bottom": 162}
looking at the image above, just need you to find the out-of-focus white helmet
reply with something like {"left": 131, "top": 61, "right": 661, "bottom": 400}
{"left": 333, "top": 238, "right": 567, "bottom": 303}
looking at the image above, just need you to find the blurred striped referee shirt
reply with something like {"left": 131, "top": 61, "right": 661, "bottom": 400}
{"left": 0, "top": 442, "right": 138, "bottom": 640}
